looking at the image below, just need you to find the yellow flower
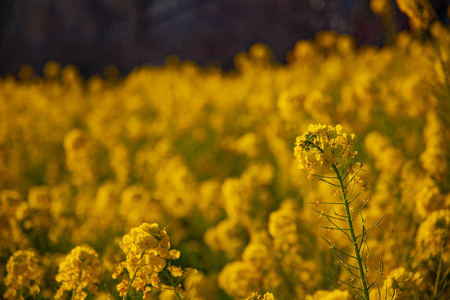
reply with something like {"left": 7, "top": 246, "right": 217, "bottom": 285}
{"left": 396, "top": 0, "right": 436, "bottom": 30}
{"left": 55, "top": 245, "right": 101, "bottom": 300}
{"left": 218, "top": 261, "right": 262, "bottom": 298}
{"left": 370, "top": 0, "right": 391, "bottom": 16}
{"left": 370, "top": 267, "right": 422, "bottom": 299}
{"left": 294, "top": 124, "right": 356, "bottom": 179}
{"left": 116, "top": 280, "right": 130, "bottom": 297}
{"left": 204, "top": 218, "right": 248, "bottom": 259}
{"left": 4, "top": 250, "right": 43, "bottom": 300}
{"left": 43, "top": 60, "right": 61, "bottom": 78}
{"left": 415, "top": 210, "right": 450, "bottom": 263}
{"left": 268, "top": 200, "right": 299, "bottom": 251}
{"left": 114, "top": 222, "right": 196, "bottom": 297}
{"left": 168, "top": 265, "right": 183, "bottom": 277}
{"left": 420, "top": 109, "right": 447, "bottom": 182}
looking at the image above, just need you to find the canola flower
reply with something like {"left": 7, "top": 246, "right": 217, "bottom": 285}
{"left": 55, "top": 245, "right": 101, "bottom": 300}
{"left": 396, "top": 0, "right": 436, "bottom": 30}
{"left": 294, "top": 124, "right": 376, "bottom": 300}
{"left": 113, "top": 222, "right": 196, "bottom": 300}
{"left": 294, "top": 124, "right": 357, "bottom": 180}
{"left": 4, "top": 250, "right": 43, "bottom": 300}
{"left": 416, "top": 210, "right": 450, "bottom": 264}
{"left": 369, "top": 267, "right": 422, "bottom": 300}
{"left": 370, "top": 0, "right": 391, "bottom": 16}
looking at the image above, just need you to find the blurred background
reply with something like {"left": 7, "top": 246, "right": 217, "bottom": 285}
{"left": 0, "top": 0, "right": 449, "bottom": 77}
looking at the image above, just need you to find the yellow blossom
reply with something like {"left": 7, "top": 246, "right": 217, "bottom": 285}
{"left": 294, "top": 124, "right": 356, "bottom": 179}
{"left": 396, "top": 0, "right": 436, "bottom": 30}
{"left": 4, "top": 250, "right": 43, "bottom": 300}
{"left": 415, "top": 210, "right": 450, "bottom": 263}
{"left": 114, "top": 222, "right": 195, "bottom": 298}
{"left": 55, "top": 245, "right": 101, "bottom": 300}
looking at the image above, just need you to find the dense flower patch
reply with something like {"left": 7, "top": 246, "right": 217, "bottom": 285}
{"left": 1, "top": 3, "right": 450, "bottom": 299}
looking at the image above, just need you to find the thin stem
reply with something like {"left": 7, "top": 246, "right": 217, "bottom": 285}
{"left": 125, "top": 251, "right": 146, "bottom": 300}
{"left": 176, "top": 291, "right": 183, "bottom": 300}
{"left": 72, "top": 268, "right": 84, "bottom": 300}
{"left": 331, "top": 163, "right": 370, "bottom": 300}
{"left": 161, "top": 269, "right": 183, "bottom": 300}
{"left": 433, "top": 229, "right": 447, "bottom": 300}
{"left": 336, "top": 143, "right": 349, "bottom": 166}
{"left": 309, "top": 201, "right": 344, "bottom": 205}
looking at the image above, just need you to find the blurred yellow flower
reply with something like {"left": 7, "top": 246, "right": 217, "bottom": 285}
{"left": 55, "top": 245, "right": 100, "bottom": 300}
{"left": 4, "top": 250, "right": 43, "bottom": 300}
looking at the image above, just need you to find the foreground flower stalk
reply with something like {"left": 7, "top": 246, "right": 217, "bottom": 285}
{"left": 331, "top": 163, "right": 370, "bottom": 300}
{"left": 294, "top": 124, "right": 380, "bottom": 300}
{"left": 4, "top": 250, "right": 43, "bottom": 300}
{"left": 55, "top": 245, "right": 101, "bottom": 300}
{"left": 113, "top": 222, "right": 196, "bottom": 300}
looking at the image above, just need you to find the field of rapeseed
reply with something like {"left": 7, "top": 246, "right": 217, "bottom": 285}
{"left": 1, "top": 1, "right": 450, "bottom": 299}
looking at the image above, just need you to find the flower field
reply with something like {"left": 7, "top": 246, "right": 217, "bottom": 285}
{"left": 1, "top": 4, "right": 450, "bottom": 300}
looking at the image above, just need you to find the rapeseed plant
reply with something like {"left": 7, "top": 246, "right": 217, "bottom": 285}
{"left": 113, "top": 222, "right": 196, "bottom": 300}
{"left": 55, "top": 245, "right": 101, "bottom": 300}
{"left": 4, "top": 250, "right": 43, "bottom": 300}
{"left": 294, "top": 124, "right": 380, "bottom": 300}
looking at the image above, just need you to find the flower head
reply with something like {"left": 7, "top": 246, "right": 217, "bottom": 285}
{"left": 396, "top": 0, "right": 436, "bottom": 30}
{"left": 4, "top": 250, "right": 43, "bottom": 300}
{"left": 113, "top": 222, "right": 194, "bottom": 298}
{"left": 55, "top": 245, "right": 101, "bottom": 300}
{"left": 294, "top": 124, "right": 356, "bottom": 179}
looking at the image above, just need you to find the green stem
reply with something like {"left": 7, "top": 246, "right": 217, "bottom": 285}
{"left": 176, "top": 290, "right": 183, "bottom": 300}
{"left": 125, "top": 265, "right": 141, "bottom": 300}
{"left": 161, "top": 269, "right": 183, "bottom": 300}
{"left": 71, "top": 268, "right": 83, "bottom": 300}
{"left": 124, "top": 251, "right": 146, "bottom": 300}
{"left": 433, "top": 229, "right": 447, "bottom": 300}
{"left": 332, "top": 163, "right": 370, "bottom": 300}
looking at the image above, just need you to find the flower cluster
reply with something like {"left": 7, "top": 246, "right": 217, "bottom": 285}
{"left": 4, "top": 250, "right": 43, "bottom": 300}
{"left": 294, "top": 124, "right": 356, "bottom": 179}
{"left": 370, "top": 0, "right": 391, "bottom": 16}
{"left": 218, "top": 260, "right": 262, "bottom": 298}
{"left": 268, "top": 199, "right": 300, "bottom": 252}
{"left": 63, "top": 129, "right": 96, "bottom": 188}
{"left": 113, "top": 222, "right": 193, "bottom": 299}
{"left": 420, "top": 110, "right": 448, "bottom": 182}
{"left": 370, "top": 267, "right": 422, "bottom": 300}
{"left": 396, "top": 0, "right": 436, "bottom": 30}
{"left": 55, "top": 245, "right": 101, "bottom": 300}
{"left": 415, "top": 210, "right": 450, "bottom": 263}
{"left": 204, "top": 218, "right": 248, "bottom": 259}
{"left": 0, "top": 190, "right": 31, "bottom": 259}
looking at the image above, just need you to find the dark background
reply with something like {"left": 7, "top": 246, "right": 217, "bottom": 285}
{"left": 0, "top": 0, "right": 449, "bottom": 78}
